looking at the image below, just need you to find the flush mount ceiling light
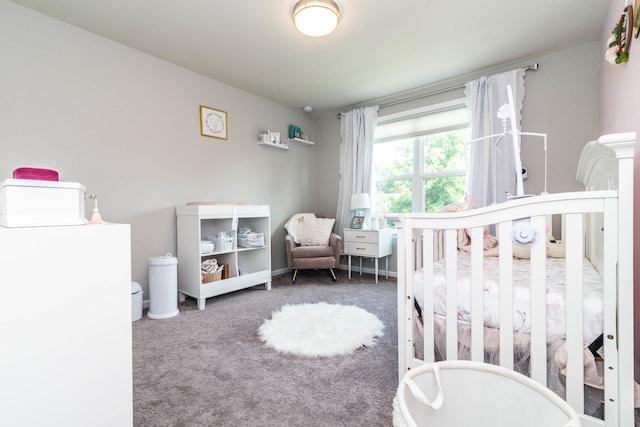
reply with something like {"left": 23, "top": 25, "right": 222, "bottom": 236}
{"left": 292, "top": 0, "right": 340, "bottom": 37}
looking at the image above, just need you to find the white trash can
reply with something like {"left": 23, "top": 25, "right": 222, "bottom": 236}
{"left": 393, "top": 361, "right": 580, "bottom": 427}
{"left": 131, "top": 281, "right": 143, "bottom": 321}
{"left": 147, "top": 253, "right": 179, "bottom": 319}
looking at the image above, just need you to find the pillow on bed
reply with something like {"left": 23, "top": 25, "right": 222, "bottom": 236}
{"left": 298, "top": 218, "right": 335, "bottom": 246}
{"left": 285, "top": 213, "right": 316, "bottom": 243}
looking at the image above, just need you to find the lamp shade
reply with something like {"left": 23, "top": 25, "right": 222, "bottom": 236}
{"left": 350, "top": 193, "right": 371, "bottom": 210}
{"left": 292, "top": 0, "right": 340, "bottom": 37}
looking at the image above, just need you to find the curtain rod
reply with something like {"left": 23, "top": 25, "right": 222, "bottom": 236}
{"left": 337, "top": 62, "right": 539, "bottom": 119}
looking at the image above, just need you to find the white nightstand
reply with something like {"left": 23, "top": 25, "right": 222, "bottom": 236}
{"left": 344, "top": 228, "right": 393, "bottom": 283}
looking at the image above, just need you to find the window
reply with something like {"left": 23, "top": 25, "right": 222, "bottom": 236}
{"left": 373, "top": 100, "right": 469, "bottom": 214}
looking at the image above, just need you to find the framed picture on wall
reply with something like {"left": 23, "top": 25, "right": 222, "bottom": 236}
{"left": 350, "top": 215, "right": 364, "bottom": 229}
{"left": 200, "top": 105, "right": 228, "bottom": 140}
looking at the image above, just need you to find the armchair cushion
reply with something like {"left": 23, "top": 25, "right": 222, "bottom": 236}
{"left": 298, "top": 218, "right": 335, "bottom": 246}
{"left": 284, "top": 213, "right": 316, "bottom": 243}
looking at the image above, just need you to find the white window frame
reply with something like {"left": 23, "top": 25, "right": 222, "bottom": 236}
{"left": 374, "top": 99, "right": 469, "bottom": 213}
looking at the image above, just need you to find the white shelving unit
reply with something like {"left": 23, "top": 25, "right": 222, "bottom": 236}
{"left": 289, "top": 137, "right": 314, "bottom": 145}
{"left": 176, "top": 204, "right": 271, "bottom": 310}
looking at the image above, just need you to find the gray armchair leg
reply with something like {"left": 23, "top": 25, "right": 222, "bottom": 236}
{"left": 328, "top": 268, "right": 337, "bottom": 281}
{"left": 292, "top": 269, "right": 298, "bottom": 283}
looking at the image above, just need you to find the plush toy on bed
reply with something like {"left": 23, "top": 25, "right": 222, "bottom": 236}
{"left": 513, "top": 236, "right": 566, "bottom": 259}
{"left": 441, "top": 196, "right": 500, "bottom": 256}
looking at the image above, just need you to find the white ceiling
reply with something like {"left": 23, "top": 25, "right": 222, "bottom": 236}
{"left": 10, "top": 0, "right": 609, "bottom": 112}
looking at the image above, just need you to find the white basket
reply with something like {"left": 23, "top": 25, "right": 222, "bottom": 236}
{"left": 394, "top": 361, "right": 580, "bottom": 427}
{"left": 238, "top": 232, "right": 264, "bottom": 248}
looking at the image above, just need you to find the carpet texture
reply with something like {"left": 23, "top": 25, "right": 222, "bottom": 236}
{"left": 258, "top": 302, "right": 385, "bottom": 357}
{"left": 133, "top": 269, "right": 398, "bottom": 426}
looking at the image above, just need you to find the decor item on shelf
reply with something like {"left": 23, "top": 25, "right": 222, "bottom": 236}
{"left": 605, "top": 4, "right": 634, "bottom": 65}
{"left": 86, "top": 193, "right": 106, "bottom": 224}
{"left": 350, "top": 215, "right": 364, "bottom": 229}
{"left": 268, "top": 131, "right": 281, "bottom": 145}
{"left": 258, "top": 302, "right": 384, "bottom": 357}
{"left": 12, "top": 167, "right": 58, "bottom": 181}
{"left": 258, "top": 133, "right": 269, "bottom": 143}
{"left": 288, "top": 125, "right": 302, "bottom": 139}
{"left": 292, "top": 0, "right": 340, "bottom": 37}
{"left": 200, "top": 105, "right": 228, "bottom": 140}
{"left": 350, "top": 193, "right": 370, "bottom": 228}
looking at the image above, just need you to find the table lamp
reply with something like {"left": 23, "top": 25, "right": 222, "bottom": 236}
{"left": 350, "top": 193, "right": 370, "bottom": 228}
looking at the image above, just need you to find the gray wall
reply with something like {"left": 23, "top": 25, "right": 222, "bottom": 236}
{"left": 0, "top": 1, "right": 319, "bottom": 295}
{"left": 1, "top": 0, "right": 600, "bottom": 292}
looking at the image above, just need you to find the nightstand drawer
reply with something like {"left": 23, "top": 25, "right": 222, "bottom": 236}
{"left": 344, "top": 229, "right": 379, "bottom": 244}
{"left": 344, "top": 241, "right": 379, "bottom": 257}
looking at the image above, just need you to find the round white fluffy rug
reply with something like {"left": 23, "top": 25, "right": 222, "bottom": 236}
{"left": 258, "top": 302, "right": 385, "bottom": 357}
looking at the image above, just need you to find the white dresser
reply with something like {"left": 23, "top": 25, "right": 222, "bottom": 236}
{"left": 343, "top": 228, "right": 394, "bottom": 283}
{"left": 0, "top": 224, "right": 133, "bottom": 427}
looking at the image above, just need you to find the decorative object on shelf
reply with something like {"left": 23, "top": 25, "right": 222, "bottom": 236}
{"left": 86, "top": 193, "right": 107, "bottom": 224}
{"left": 259, "top": 132, "right": 289, "bottom": 149}
{"left": 350, "top": 215, "right": 364, "bottom": 229}
{"left": 605, "top": 4, "right": 634, "bottom": 65}
{"left": 268, "top": 131, "right": 281, "bottom": 145}
{"left": 292, "top": 0, "right": 340, "bottom": 37}
{"left": 200, "top": 105, "right": 228, "bottom": 140}
{"left": 288, "top": 125, "right": 302, "bottom": 139}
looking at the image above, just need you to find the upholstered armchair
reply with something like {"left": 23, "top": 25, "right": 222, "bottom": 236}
{"left": 284, "top": 213, "right": 341, "bottom": 282}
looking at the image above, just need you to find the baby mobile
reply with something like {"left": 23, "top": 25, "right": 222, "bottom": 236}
{"left": 605, "top": 1, "right": 637, "bottom": 65}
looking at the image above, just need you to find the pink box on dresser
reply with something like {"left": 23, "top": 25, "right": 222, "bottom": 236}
{"left": 0, "top": 179, "right": 87, "bottom": 227}
{"left": 12, "top": 167, "right": 59, "bottom": 181}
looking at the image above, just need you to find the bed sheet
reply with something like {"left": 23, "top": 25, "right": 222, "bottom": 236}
{"left": 413, "top": 254, "right": 603, "bottom": 344}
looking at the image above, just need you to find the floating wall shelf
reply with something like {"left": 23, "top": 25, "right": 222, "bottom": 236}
{"left": 257, "top": 141, "right": 289, "bottom": 150}
{"left": 289, "top": 138, "right": 314, "bottom": 146}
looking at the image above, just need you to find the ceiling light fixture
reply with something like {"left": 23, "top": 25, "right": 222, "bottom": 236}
{"left": 292, "top": 0, "right": 340, "bottom": 37}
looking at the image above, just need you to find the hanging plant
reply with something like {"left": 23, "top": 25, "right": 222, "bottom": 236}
{"left": 605, "top": 5, "right": 634, "bottom": 65}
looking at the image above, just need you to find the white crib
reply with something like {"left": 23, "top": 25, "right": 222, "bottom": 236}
{"left": 392, "top": 132, "right": 635, "bottom": 427}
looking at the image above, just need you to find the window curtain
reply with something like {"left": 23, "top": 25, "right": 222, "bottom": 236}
{"left": 464, "top": 69, "right": 525, "bottom": 207}
{"left": 335, "top": 106, "right": 379, "bottom": 236}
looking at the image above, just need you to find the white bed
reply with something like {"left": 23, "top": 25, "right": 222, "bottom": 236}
{"left": 392, "top": 132, "right": 636, "bottom": 427}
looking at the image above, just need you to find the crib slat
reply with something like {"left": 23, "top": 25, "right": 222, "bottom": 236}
{"left": 421, "top": 229, "right": 435, "bottom": 364}
{"left": 445, "top": 229, "right": 458, "bottom": 361}
{"left": 529, "top": 215, "right": 548, "bottom": 386}
{"left": 498, "top": 221, "right": 514, "bottom": 370}
{"left": 470, "top": 226, "right": 484, "bottom": 362}
{"left": 399, "top": 223, "right": 413, "bottom": 375}
{"left": 602, "top": 199, "right": 619, "bottom": 427}
{"left": 564, "top": 213, "right": 585, "bottom": 414}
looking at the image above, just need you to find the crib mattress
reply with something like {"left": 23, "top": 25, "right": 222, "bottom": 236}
{"left": 413, "top": 254, "right": 603, "bottom": 344}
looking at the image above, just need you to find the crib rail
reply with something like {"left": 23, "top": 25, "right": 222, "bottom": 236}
{"left": 394, "top": 191, "right": 620, "bottom": 426}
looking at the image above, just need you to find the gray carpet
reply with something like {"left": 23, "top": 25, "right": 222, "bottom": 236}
{"left": 132, "top": 269, "right": 398, "bottom": 426}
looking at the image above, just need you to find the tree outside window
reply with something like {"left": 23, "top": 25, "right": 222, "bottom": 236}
{"left": 374, "top": 118, "right": 468, "bottom": 214}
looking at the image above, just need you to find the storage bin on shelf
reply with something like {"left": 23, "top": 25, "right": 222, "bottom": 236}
{"left": 238, "top": 232, "right": 264, "bottom": 248}
{"left": 202, "top": 270, "right": 222, "bottom": 283}
{"left": 201, "top": 258, "right": 224, "bottom": 284}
